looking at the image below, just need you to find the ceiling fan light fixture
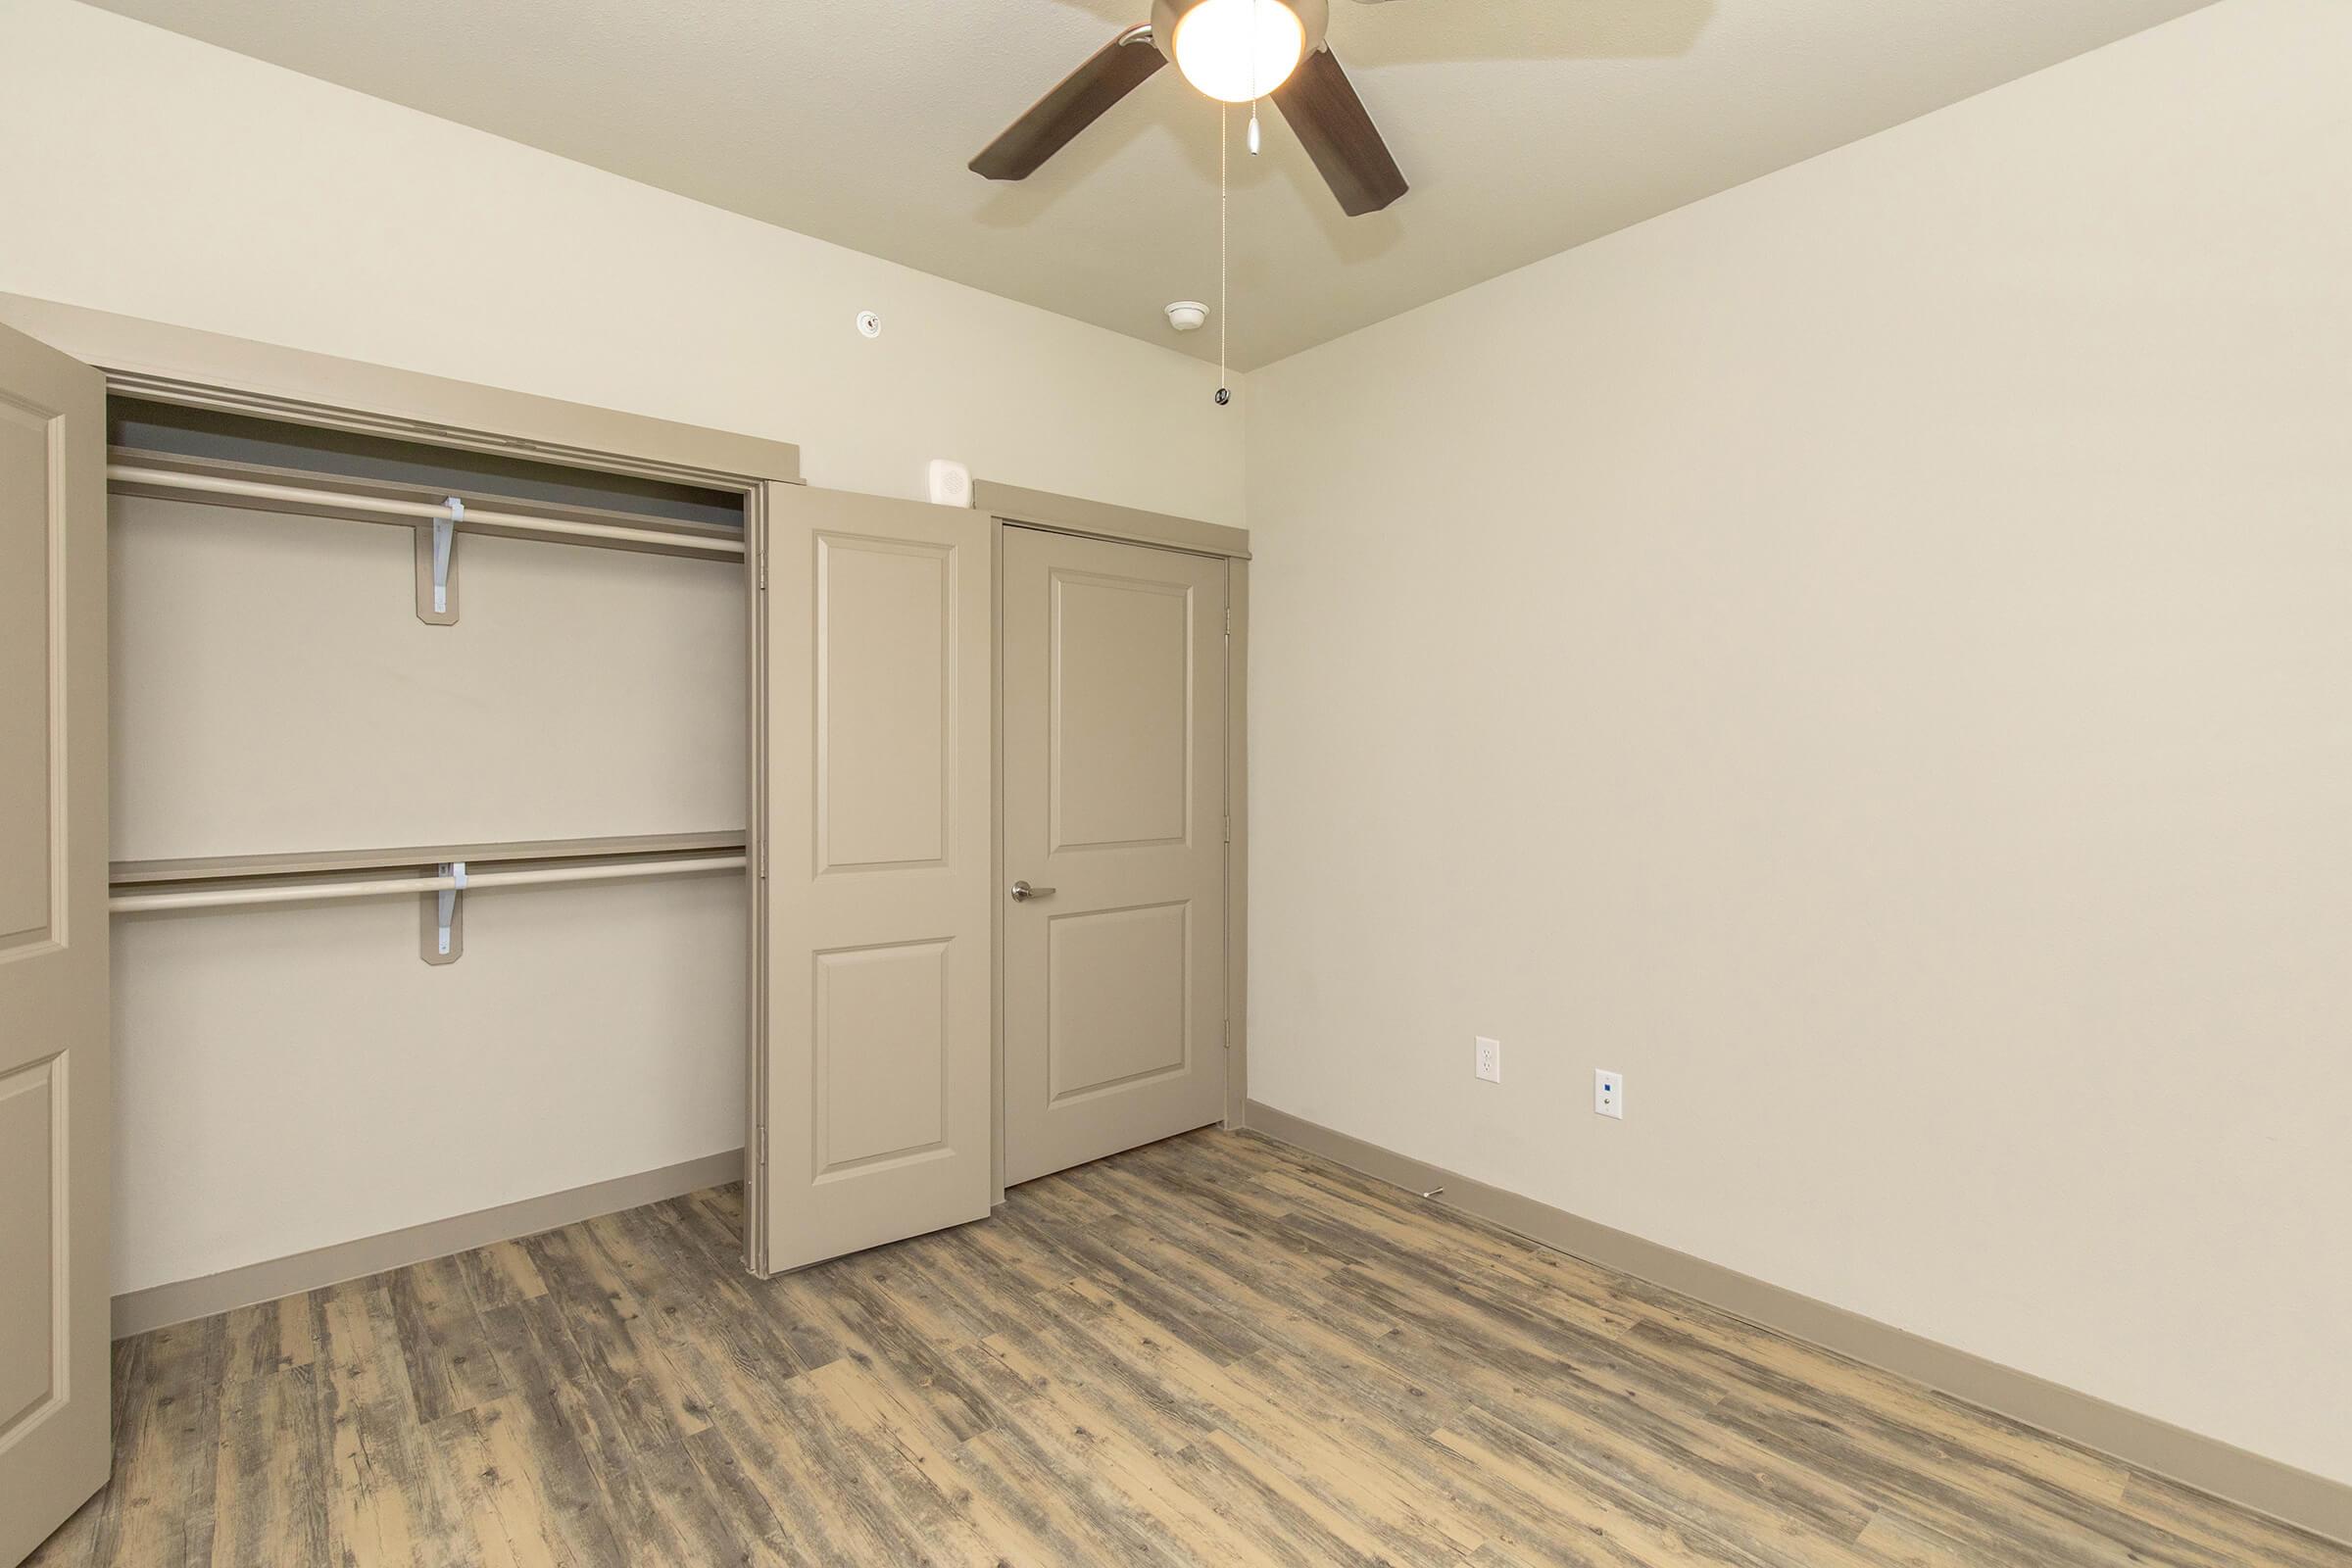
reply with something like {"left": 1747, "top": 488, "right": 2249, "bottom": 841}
{"left": 1154, "top": 0, "right": 1327, "bottom": 104}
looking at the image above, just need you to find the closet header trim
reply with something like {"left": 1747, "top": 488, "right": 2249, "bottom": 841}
{"left": 0, "top": 292, "right": 803, "bottom": 491}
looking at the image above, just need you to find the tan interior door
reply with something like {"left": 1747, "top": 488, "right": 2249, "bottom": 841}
{"left": 755, "top": 484, "right": 994, "bottom": 1273}
{"left": 0, "top": 325, "right": 109, "bottom": 1563}
{"left": 1002, "top": 527, "right": 1227, "bottom": 1186}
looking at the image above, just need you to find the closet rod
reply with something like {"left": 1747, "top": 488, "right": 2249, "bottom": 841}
{"left": 113, "top": 830, "right": 748, "bottom": 888}
{"left": 109, "top": 853, "right": 746, "bottom": 914}
{"left": 107, "top": 464, "right": 747, "bottom": 558}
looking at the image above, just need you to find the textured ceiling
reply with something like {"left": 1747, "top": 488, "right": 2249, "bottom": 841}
{"left": 78, "top": 0, "right": 2214, "bottom": 368}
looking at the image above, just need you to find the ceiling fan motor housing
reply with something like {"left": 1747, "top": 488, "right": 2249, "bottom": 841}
{"left": 1149, "top": 0, "right": 1332, "bottom": 66}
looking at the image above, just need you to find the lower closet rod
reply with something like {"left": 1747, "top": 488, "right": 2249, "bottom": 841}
{"left": 107, "top": 465, "right": 747, "bottom": 558}
{"left": 109, "top": 854, "right": 747, "bottom": 914}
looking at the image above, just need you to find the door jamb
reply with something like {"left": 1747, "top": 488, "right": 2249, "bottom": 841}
{"left": 982, "top": 488, "right": 1250, "bottom": 1205}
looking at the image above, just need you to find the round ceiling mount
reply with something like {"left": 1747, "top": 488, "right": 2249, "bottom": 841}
{"left": 1164, "top": 300, "right": 1209, "bottom": 332}
{"left": 1151, "top": 0, "right": 1329, "bottom": 104}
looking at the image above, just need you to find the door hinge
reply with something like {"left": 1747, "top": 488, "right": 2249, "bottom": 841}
{"left": 758, "top": 839, "right": 768, "bottom": 878}
{"left": 757, "top": 1124, "right": 768, "bottom": 1169}
{"left": 1223, "top": 813, "right": 1232, "bottom": 845}
{"left": 757, "top": 544, "right": 767, "bottom": 591}
{"left": 1224, "top": 607, "right": 1231, "bottom": 637}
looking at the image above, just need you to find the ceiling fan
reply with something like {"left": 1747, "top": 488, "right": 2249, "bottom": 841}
{"left": 970, "top": 0, "right": 1410, "bottom": 217}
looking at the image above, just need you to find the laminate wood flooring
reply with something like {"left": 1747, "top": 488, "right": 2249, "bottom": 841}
{"left": 27, "top": 1128, "right": 2346, "bottom": 1566}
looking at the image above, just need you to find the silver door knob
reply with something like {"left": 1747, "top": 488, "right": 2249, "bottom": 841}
{"left": 1009, "top": 880, "right": 1056, "bottom": 902}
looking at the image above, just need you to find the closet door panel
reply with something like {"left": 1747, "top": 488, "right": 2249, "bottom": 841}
{"left": 758, "top": 485, "right": 991, "bottom": 1273}
{"left": 109, "top": 498, "right": 747, "bottom": 858}
{"left": 0, "top": 321, "right": 109, "bottom": 1568}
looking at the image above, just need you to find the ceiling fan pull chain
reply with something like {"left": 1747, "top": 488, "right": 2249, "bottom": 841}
{"left": 1216, "top": 97, "right": 1231, "bottom": 407}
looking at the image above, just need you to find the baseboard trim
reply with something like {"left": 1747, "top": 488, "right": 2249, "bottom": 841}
{"left": 112, "top": 1148, "right": 744, "bottom": 1339}
{"left": 1242, "top": 1100, "right": 2351, "bottom": 1549}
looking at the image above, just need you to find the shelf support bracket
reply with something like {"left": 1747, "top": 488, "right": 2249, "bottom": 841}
{"left": 416, "top": 497, "right": 463, "bottom": 625}
{"left": 424, "top": 859, "right": 466, "bottom": 964}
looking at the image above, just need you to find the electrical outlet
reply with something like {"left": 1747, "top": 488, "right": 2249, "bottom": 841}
{"left": 1475, "top": 1037, "right": 1502, "bottom": 1084}
{"left": 1594, "top": 1069, "right": 1623, "bottom": 1118}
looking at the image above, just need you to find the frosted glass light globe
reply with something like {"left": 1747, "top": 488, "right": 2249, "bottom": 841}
{"left": 1171, "top": 0, "right": 1306, "bottom": 104}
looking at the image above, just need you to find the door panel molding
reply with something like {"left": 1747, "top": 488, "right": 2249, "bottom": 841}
{"left": 0, "top": 1055, "right": 63, "bottom": 1447}
{"left": 812, "top": 938, "right": 953, "bottom": 1176}
{"left": 1048, "top": 566, "right": 1196, "bottom": 854}
{"left": 1046, "top": 899, "right": 1193, "bottom": 1104}
{"left": 813, "top": 532, "right": 955, "bottom": 875}
{"left": 0, "top": 392, "right": 60, "bottom": 958}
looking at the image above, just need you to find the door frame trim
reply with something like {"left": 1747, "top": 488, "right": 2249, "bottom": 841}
{"left": 973, "top": 479, "right": 1250, "bottom": 562}
{"left": 986, "top": 498, "right": 1250, "bottom": 1202}
{"left": 0, "top": 292, "right": 800, "bottom": 1276}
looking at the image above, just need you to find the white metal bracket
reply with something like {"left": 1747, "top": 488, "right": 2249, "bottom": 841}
{"left": 433, "top": 499, "right": 461, "bottom": 612}
{"left": 425, "top": 859, "right": 466, "bottom": 964}
{"left": 416, "top": 497, "right": 463, "bottom": 625}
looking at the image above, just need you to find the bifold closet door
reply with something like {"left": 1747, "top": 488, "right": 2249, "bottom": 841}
{"left": 0, "top": 324, "right": 110, "bottom": 1562}
{"left": 755, "top": 484, "right": 992, "bottom": 1274}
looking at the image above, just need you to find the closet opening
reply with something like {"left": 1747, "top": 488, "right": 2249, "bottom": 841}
{"left": 99, "top": 369, "right": 774, "bottom": 1306}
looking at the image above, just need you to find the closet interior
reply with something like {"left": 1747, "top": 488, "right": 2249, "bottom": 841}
{"left": 101, "top": 374, "right": 765, "bottom": 1303}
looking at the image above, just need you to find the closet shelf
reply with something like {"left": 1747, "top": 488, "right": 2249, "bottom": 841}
{"left": 109, "top": 448, "right": 746, "bottom": 561}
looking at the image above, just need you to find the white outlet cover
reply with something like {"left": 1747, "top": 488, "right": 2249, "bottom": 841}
{"left": 1594, "top": 1069, "right": 1624, "bottom": 1118}
{"left": 1475, "top": 1037, "right": 1501, "bottom": 1084}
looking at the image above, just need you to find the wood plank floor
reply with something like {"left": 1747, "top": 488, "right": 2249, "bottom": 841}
{"left": 28, "top": 1128, "right": 2346, "bottom": 1567}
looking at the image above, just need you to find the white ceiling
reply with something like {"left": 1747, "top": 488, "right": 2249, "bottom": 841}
{"left": 80, "top": 0, "right": 2214, "bottom": 368}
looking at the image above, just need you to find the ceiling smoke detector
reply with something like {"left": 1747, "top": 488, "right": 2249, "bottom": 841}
{"left": 1165, "top": 301, "right": 1209, "bottom": 332}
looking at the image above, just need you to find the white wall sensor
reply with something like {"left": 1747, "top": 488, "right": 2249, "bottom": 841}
{"left": 926, "top": 459, "right": 973, "bottom": 509}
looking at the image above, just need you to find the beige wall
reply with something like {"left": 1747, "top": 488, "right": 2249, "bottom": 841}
{"left": 0, "top": 0, "right": 1245, "bottom": 1294}
{"left": 1247, "top": 0, "right": 2351, "bottom": 1488}
{"left": 110, "top": 499, "right": 748, "bottom": 860}
{"left": 0, "top": 0, "right": 1244, "bottom": 523}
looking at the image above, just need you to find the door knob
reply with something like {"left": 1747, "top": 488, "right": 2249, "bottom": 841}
{"left": 1009, "top": 880, "right": 1056, "bottom": 903}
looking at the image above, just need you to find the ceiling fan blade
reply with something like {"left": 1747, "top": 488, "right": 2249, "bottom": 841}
{"left": 970, "top": 27, "right": 1167, "bottom": 181}
{"left": 1271, "top": 46, "right": 1408, "bottom": 217}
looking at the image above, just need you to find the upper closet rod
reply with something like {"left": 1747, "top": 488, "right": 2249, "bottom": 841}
{"left": 108, "top": 464, "right": 747, "bottom": 558}
{"left": 109, "top": 852, "right": 747, "bottom": 914}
